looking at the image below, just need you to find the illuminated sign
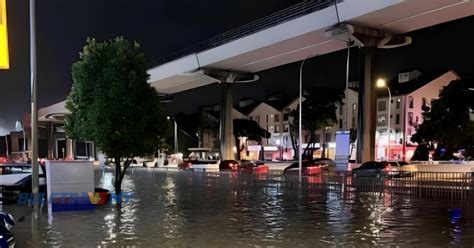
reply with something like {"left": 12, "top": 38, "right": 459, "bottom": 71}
{"left": 0, "top": 0, "right": 9, "bottom": 69}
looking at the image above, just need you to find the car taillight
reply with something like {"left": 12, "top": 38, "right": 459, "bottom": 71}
{"left": 384, "top": 165, "right": 391, "bottom": 172}
{"left": 305, "top": 166, "right": 321, "bottom": 175}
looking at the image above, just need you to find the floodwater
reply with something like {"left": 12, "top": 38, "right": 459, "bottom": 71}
{"left": 2, "top": 168, "right": 474, "bottom": 247}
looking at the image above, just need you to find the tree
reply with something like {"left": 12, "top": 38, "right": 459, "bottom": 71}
{"left": 291, "top": 87, "right": 344, "bottom": 159}
{"left": 66, "top": 37, "right": 169, "bottom": 194}
{"left": 233, "top": 119, "right": 270, "bottom": 160}
{"left": 285, "top": 108, "right": 299, "bottom": 159}
{"left": 411, "top": 79, "right": 474, "bottom": 160}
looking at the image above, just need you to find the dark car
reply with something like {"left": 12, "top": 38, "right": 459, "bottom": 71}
{"left": 219, "top": 160, "right": 240, "bottom": 171}
{"left": 283, "top": 160, "right": 329, "bottom": 176}
{"left": 239, "top": 161, "right": 269, "bottom": 174}
{"left": 352, "top": 161, "right": 400, "bottom": 179}
{"left": 0, "top": 212, "right": 15, "bottom": 247}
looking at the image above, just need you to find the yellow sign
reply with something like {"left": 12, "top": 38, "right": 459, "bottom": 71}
{"left": 0, "top": 0, "right": 10, "bottom": 69}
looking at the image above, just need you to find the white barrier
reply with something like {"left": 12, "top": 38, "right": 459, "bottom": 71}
{"left": 45, "top": 160, "right": 95, "bottom": 212}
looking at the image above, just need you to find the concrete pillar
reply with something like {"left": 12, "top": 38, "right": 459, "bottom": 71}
{"left": 66, "top": 137, "right": 74, "bottom": 160}
{"left": 47, "top": 123, "right": 53, "bottom": 159}
{"left": 220, "top": 83, "right": 234, "bottom": 160}
{"left": 357, "top": 46, "right": 377, "bottom": 162}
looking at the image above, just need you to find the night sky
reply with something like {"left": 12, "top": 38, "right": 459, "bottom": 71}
{"left": 0, "top": 0, "right": 473, "bottom": 134}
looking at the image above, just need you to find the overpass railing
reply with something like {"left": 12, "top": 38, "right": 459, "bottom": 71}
{"left": 150, "top": 0, "right": 339, "bottom": 67}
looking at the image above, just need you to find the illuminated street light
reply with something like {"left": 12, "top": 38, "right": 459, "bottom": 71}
{"left": 376, "top": 78, "right": 387, "bottom": 88}
{"left": 376, "top": 78, "right": 391, "bottom": 160}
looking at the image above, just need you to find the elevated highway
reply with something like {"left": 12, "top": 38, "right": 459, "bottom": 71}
{"left": 147, "top": 0, "right": 474, "bottom": 160}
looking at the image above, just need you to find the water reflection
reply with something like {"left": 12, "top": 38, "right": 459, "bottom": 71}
{"left": 2, "top": 168, "right": 474, "bottom": 247}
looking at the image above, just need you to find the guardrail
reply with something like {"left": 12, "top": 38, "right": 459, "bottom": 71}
{"left": 150, "top": 0, "right": 338, "bottom": 67}
{"left": 293, "top": 171, "right": 474, "bottom": 200}
{"left": 169, "top": 170, "right": 474, "bottom": 201}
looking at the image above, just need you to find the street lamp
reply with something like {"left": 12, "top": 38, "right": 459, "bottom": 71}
{"left": 167, "top": 116, "right": 178, "bottom": 154}
{"left": 376, "top": 78, "right": 391, "bottom": 160}
{"left": 298, "top": 59, "right": 306, "bottom": 182}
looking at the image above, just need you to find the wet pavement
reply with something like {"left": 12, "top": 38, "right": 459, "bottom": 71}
{"left": 2, "top": 167, "right": 474, "bottom": 247}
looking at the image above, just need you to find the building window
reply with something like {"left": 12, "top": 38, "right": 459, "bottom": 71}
{"left": 76, "top": 141, "right": 93, "bottom": 158}
{"left": 268, "top": 125, "right": 274, "bottom": 133}
{"left": 352, "top": 117, "right": 356, "bottom": 129}
{"left": 325, "top": 133, "right": 332, "bottom": 143}
{"left": 422, "top": 97, "right": 427, "bottom": 107}
{"left": 408, "top": 112, "right": 413, "bottom": 126}
{"left": 396, "top": 98, "right": 401, "bottom": 109}
{"left": 377, "top": 115, "right": 387, "bottom": 126}
{"left": 339, "top": 103, "right": 343, "bottom": 115}
{"left": 266, "top": 115, "right": 269, "bottom": 123}
{"left": 409, "top": 96, "right": 414, "bottom": 108}
{"left": 275, "top": 125, "right": 280, "bottom": 132}
{"left": 378, "top": 100, "right": 387, "bottom": 111}
{"left": 274, "top": 114, "right": 279, "bottom": 122}
{"left": 283, "top": 112, "right": 289, "bottom": 121}
{"left": 18, "top": 138, "right": 28, "bottom": 151}
{"left": 396, "top": 114, "right": 400, "bottom": 125}
{"left": 352, "top": 103, "right": 357, "bottom": 111}
{"left": 339, "top": 119, "right": 343, "bottom": 129}
{"left": 284, "top": 124, "right": 289, "bottom": 132}
{"left": 257, "top": 116, "right": 260, "bottom": 125}
{"left": 315, "top": 134, "right": 320, "bottom": 143}
{"left": 249, "top": 116, "right": 253, "bottom": 121}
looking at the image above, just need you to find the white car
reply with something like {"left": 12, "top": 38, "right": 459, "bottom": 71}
{"left": 0, "top": 164, "right": 46, "bottom": 191}
{"left": 179, "top": 160, "right": 220, "bottom": 172}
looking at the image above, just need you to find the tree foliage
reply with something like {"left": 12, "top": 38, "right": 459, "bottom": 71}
{"left": 233, "top": 119, "right": 270, "bottom": 160}
{"left": 66, "top": 37, "right": 169, "bottom": 193}
{"left": 290, "top": 87, "right": 344, "bottom": 159}
{"left": 411, "top": 79, "right": 474, "bottom": 160}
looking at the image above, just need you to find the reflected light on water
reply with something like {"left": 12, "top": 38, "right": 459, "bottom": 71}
{"left": 2, "top": 168, "right": 474, "bottom": 247}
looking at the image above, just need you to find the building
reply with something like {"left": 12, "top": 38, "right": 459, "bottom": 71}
{"left": 6, "top": 100, "right": 96, "bottom": 161}
{"left": 240, "top": 89, "right": 358, "bottom": 161}
{"left": 375, "top": 69, "right": 460, "bottom": 161}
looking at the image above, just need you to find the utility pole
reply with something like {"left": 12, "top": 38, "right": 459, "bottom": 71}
{"left": 30, "top": 0, "right": 39, "bottom": 218}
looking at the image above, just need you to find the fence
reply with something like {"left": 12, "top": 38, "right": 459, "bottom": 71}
{"left": 174, "top": 170, "right": 474, "bottom": 201}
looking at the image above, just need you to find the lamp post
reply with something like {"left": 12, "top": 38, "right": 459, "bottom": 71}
{"left": 376, "top": 78, "right": 391, "bottom": 160}
{"left": 167, "top": 116, "right": 178, "bottom": 154}
{"left": 298, "top": 59, "right": 306, "bottom": 182}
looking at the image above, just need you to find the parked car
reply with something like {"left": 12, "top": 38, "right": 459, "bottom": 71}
{"left": 0, "top": 212, "right": 15, "bottom": 247}
{"left": 239, "top": 161, "right": 269, "bottom": 174}
{"left": 388, "top": 161, "right": 414, "bottom": 177}
{"left": 0, "top": 163, "right": 47, "bottom": 193}
{"left": 283, "top": 160, "right": 330, "bottom": 176}
{"left": 351, "top": 161, "right": 400, "bottom": 179}
{"left": 219, "top": 160, "right": 240, "bottom": 171}
{"left": 178, "top": 159, "right": 220, "bottom": 172}
{"left": 0, "top": 156, "right": 7, "bottom": 163}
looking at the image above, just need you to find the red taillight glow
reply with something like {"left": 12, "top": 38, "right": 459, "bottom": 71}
{"left": 384, "top": 165, "right": 391, "bottom": 172}
{"left": 305, "top": 166, "right": 321, "bottom": 175}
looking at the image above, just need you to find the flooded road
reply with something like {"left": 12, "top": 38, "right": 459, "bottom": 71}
{"left": 2, "top": 168, "right": 474, "bottom": 247}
